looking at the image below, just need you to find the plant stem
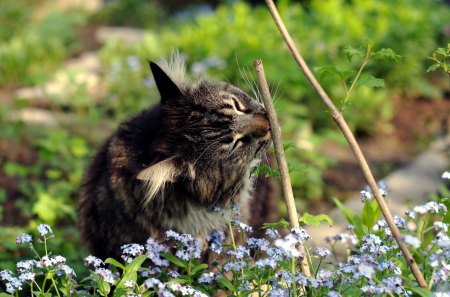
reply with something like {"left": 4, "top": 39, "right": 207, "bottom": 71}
{"left": 254, "top": 59, "right": 312, "bottom": 278}
{"left": 264, "top": 0, "right": 427, "bottom": 288}
{"left": 291, "top": 257, "right": 298, "bottom": 297}
{"left": 228, "top": 222, "right": 237, "bottom": 251}
{"left": 343, "top": 45, "right": 371, "bottom": 107}
{"left": 51, "top": 278, "right": 61, "bottom": 297}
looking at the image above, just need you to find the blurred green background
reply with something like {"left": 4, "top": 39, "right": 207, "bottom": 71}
{"left": 0, "top": 0, "right": 449, "bottom": 274}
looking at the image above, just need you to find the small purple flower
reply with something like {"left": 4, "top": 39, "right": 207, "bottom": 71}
{"left": 256, "top": 258, "right": 278, "bottom": 269}
{"left": 16, "top": 260, "right": 37, "bottom": 272}
{"left": 265, "top": 228, "right": 280, "bottom": 239}
{"left": 268, "top": 288, "right": 290, "bottom": 297}
{"left": 198, "top": 272, "right": 215, "bottom": 284}
{"left": 58, "top": 264, "right": 75, "bottom": 277}
{"left": 16, "top": 234, "right": 32, "bottom": 245}
{"left": 227, "top": 246, "right": 250, "bottom": 259}
{"left": 275, "top": 233, "right": 305, "bottom": 258}
{"left": 313, "top": 247, "right": 332, "bottom": 259}
{"left": 166, "top": 231, "right": 201, "bottom": 261}
{"left": 291, "top": 227, "right": 311, "bottom": 241}
{"left": 41, "top": 255, "right": 66, "bottom": 267}
{"left": 145, "top": 237, "right": 170, "bottom": 267}
{"left": 168, "top": 270, "right": 180, "bottom": 278}
{"left": 276, "top": 270, "right": 292, "bottom": 285}
{"left": 403, "top": 234, "right": 421, "bottom": 248}
{"left": 94, "top": 268, "right": 117, "bottom": 284}
{"left": 382, "top": 276, "right": 410, "bottom": 295}
{"left": 124, "top": 280, "right": 135, "bottom": 289}
{"left": 357, "top": 263, "right": 375, "bottom": 279}
{"left": 37, "top": 224, "right": 53, "bottom": 237}
{"left": 121, "top": 243, "right": 145, "bottom": 262}
{"left": 208, "top": 230, "right": 225, "bottom": 254}
{"left": 247, "top": 237, "right": 270, "bottom": 251}
{"left": 223, "top": 260, "right": 247, "bottom": 272}
{"left": 316, "top": 270, "right": 334, "bottom": 288}
{"left": 19, "top": 272, "right": 35, "bottom": 282}
{"left": 84, "top": 255, "right": 103, "bottom": 268}
{"left": 144, "top": 278, "right": 165, "bottom": 290}
{"left": 231, "top": 218, "right": 253, "bottom": 233}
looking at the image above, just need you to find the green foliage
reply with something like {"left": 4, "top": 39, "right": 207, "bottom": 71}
{"left": 428, "top": 44, "right": 450, "bottom": 76}
{"left": 0, "top": 0, "right": 32, "bottom": 41}
{"left": 90, "top": 0, "right": 164, "bottom": 28}
{"left": 0, "top": 10, "right": 86, "bottom": 87}
{"left": 299, "top": 212, "right": 333, "bottom": 227}
{"left": 333, "top": 197, "right": 382, "bottom": 241}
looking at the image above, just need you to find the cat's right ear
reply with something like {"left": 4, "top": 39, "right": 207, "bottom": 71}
{"left": 149, "top": 61, "right": 183, "bottom": 103}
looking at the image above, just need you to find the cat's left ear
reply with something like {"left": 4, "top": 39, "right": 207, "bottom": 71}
{"left": 149, "top": 61, "right": 183, "bottom": 103}
{"left": 137, "top": 158, "right": 179, "bottom": 203}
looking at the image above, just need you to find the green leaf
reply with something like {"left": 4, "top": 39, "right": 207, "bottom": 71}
{"left": 314, "top": 66, "right": 354, "bottom": 82}
{"left": 112, "top": 288, "right": 127, "bottom": 297}
{"left": 37, "top": 293, "right": 52, "bottom": 297}
{"left": 436, "top": 47, "right": 448, "bottom": 56}
{"left": 333, "top": 197, "right": 364, "bottom": 239}
{"left": 0, "top": 293, "right": 13, "bottom": 297}
{"left": 333, "top": 198, "right": 356, "bottom": 224}
{"left": 288, "top": 163, "right": 306, "bottom": 174}
{"left": 190, "top": 263, "right": 209, "bottom": 276}
{"left": 3, "top": 161, "right": 29, "bottom": 177}
{"left": 162, "top": 252, "right": 187, "bottom": 268}
{"left": 426, "top": 63, "right": 441, "bottom": 73}
{"left": 355, "top": 74, "right": 385, "bottom": 88}
{"left": 262, "top": 219, "right": 290, "bottom": 230}
{"left": 343, "top": 45, "right": 365, "bottom": 62}
{"left": 217, "top": 276, "right": 236, "bottom": 292}
{"left": 361, "top": 199, "right": 381, "bottom": 230}
{"left": 251, "top": 164, "right": 279, "bottom": 178}
{"left": 407, "top": 287, "right": 432, "bottom": 297}
{"left": 105, "top": 258, "right": 126, "bottom": 270}
{"left": 116, "top": 255, "right": 147, "bottom": 290}
{"left": 299, "top": 212, "right": 333, "bottom": 226}
{"left": 370, "top": 48, "right": 402, "bottom": 62}
{"left": 283, "top": 142, "right": 296, "bottom": 151}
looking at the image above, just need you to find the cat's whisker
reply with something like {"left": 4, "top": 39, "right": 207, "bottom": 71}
{"left": 192, "top": 140, "right": 221, "bottom": 167}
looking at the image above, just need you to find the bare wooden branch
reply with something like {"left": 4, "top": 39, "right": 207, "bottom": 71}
{"left": 264, "top": 0, "right": 427, "bottom": 287}
{"left": 255, "top": 59, "right": 312, "bottom": 277}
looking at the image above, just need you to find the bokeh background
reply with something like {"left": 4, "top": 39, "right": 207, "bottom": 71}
{"left": 0, "top": 0, "right": 449, "bottom": 274}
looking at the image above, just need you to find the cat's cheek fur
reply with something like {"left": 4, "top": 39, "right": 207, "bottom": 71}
{"left": 137, "top": 158, "right": 179, "bottom": 204}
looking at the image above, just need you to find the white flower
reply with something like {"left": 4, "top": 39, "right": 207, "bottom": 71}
{"left": 442, "top": 171, "right": 450, "bottom": 179}
{"left": 403, "top": 235, "right": 421, "bottom": 248}
{"left": 274, "top": 234, "right": 304, "bottom": 258}
{"left": 37, "top": 224, "right": 53, "bottom": 236}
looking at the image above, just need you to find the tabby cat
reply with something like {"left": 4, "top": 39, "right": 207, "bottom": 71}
{"left": 77, "top": 54, "right": 275, "bottom": 259}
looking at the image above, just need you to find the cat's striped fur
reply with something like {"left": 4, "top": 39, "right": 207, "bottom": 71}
{"left": 77, "top": 54, "right": 276, "bottom": 259}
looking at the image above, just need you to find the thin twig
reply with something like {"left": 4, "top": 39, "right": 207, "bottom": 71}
{"left": 264, "top": 0, "right": 427, "bottom": 287}
{"left": 255, "top": 59, "right": 312, "bottom": 277}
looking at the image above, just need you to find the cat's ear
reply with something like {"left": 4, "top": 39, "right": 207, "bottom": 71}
{"left": 137, "top": 158, "right": 179, "bottom": 203}
{"left": 149, "top": 61, "right": 183, "bottom": 103}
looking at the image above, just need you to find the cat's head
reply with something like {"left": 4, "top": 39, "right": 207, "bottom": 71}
{"left": 138, "top": 55, "right": 270, "bottom": 204}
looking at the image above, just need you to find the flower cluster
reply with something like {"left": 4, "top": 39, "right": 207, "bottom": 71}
{"left": 165, "top": 230, "right": 202, "bottom": 261}
{"left": 1, "top": 179, "right": 449, "bottom": 297}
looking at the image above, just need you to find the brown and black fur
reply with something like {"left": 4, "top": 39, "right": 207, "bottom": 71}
{"left": 77, "top": 54, "right": 277, "bottom": 259}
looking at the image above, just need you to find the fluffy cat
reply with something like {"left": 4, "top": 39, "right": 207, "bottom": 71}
{"left": 77, "top": 54, "right": 275, "bottom": 259}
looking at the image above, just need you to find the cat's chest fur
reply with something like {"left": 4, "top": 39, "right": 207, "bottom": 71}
{"left": 159, "top": 169, "right": 255, "bottom": 238}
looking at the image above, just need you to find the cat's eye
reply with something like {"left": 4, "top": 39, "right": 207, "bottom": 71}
{"left": 232, "top": 97, "right": 249, "bottom": 114}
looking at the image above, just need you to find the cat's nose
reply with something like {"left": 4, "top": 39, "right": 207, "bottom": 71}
{"left": 251, "top": 113, "right": 271, "bottom": 140}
